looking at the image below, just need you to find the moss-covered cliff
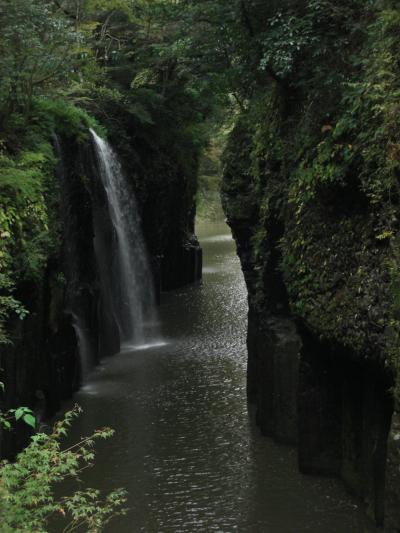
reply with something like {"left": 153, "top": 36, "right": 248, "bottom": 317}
{"left": 222, "top": 3, "right": 400, "bottom": 529}
{"left": 0, "top": 95, "right": 201, "bottom": 457}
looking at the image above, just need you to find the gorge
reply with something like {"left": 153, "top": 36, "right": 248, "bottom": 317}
{"left": 61, "top": 220, "right": 376, "bottom": 532}
{"left": 2, "top": 1, "right": 400, "bottom": 531}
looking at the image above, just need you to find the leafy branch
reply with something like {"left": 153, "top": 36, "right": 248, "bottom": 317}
{"left": 0, "top": 405, "right": 127, "bottom": 532}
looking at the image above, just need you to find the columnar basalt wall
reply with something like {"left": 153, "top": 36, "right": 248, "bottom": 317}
{"left": 114, "top": 143, "right": 203, "bottom": 292}
{"left": 386, "top": 413, "right": 400, "bottom": 531}
{"left": 247, "top": 313, "right": 300, "bottom": 445}
{"left": 297, "top": 331, "right": 393, "bottom": 524}
{"left": 232, "top": 239, "right": 395, "bottom": 527}
{"left": 222, "top": 113, "right": 399, "bottom": 528}
{"left": 0, "top": 135, "right": 113, "bottom": 458}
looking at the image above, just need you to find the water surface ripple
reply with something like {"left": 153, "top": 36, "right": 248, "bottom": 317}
{"left": 66, "top": 221, "right": 375, "bottom": 533}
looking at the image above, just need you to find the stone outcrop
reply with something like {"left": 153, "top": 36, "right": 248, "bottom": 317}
{"left": 222, "top": 111, "right": 399, "bottom": 528}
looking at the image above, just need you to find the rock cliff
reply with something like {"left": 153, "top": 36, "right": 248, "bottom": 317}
{"left": 222, "top": 101, "right": 399, "bottom": 528}
{"left": 0, "top": 115, "right": 201, "bottom": 457}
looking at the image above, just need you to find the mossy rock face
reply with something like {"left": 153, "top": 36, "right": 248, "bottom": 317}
{"left": 222, "top": 108, "right": 398, "bottom": 520}
{"left": 221, "top": 3, "right": 400, "bottom": 378}
{"left": 282, "top": 206, "right": 391, "bottom": 356}
{"left": 1, "top": 96, "right": 202, "bottom": 458}
{"left": 222, "top": 90, "right": 397, "bottom": 364}
{"left": 222, "top": 9, "right": 400, "bottom": 521}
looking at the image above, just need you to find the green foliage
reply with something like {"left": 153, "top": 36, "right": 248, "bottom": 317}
{"left": 13, "top": 407, "right": 36, "bottom": 429}
{"left": 340, "top": 8, "right": 400, "bottom": 205}
{"left": 0, "top": 296, "right": 28, "bottom": 345}
{"left": 0, "top": 0, "right": 83, "bottom": 124}
{"left": 0, "top": 141, "right": 55, "bottom": 343}
{"left": 222, "top": 0, "right": 400, "bottom": 372}
{"left": 289, "top": 138, "right": 354, "bottom": 211}
{"left": 0, "top": 94, "right": 103, "bottom": 344}
{"left": 283, "top": 4, "right": 400, "bottom": 211}
{"left": 0, "top": 405, "right": 127, "bottom": 533}
{"left": 0, "top": 406, "right": 35, "bottom": 431}
{"left": 196, "top": 128, "right": 230, "bottom": 221}
{"left": 259, "top": 9, "right": 317, "bottom": 79}
{"left": 32, "top": 99, "right": 104, "bottom": 141}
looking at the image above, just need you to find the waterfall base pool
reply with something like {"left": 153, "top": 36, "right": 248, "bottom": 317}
{"left": 60, "top": 221, "right": 376, "bottom": 533}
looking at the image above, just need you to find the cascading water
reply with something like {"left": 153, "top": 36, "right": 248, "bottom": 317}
{"left": 90, "top": 129, "right": 160, "bottom": 349}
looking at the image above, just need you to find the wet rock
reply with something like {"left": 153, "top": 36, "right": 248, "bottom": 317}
{"left": 248, "top": 313, "right": 301, "bottom": 445}
{"left": 161, "top": 237, "right": 203, "bottom": 290}
{"left": 386, "top": 412, "right": 400, "bottom": 532}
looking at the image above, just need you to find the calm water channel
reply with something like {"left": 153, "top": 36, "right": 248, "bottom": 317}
{"left": 62, "top": 221, "right": 376, "bottom": 533}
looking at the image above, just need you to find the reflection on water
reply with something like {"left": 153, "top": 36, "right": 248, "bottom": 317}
{"left": 120, "top": 341, "right": 168, "bottom": 352}
{"left": 62, "top": 221, "right": 376, "bottom": 533}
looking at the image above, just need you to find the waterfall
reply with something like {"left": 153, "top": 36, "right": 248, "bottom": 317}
{"left": 90, "top": 129, "right": 160, "bottom": 349}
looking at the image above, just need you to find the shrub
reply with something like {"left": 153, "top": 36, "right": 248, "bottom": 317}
{"left": 0, "top": 405, "right": 127, "bottom": 533}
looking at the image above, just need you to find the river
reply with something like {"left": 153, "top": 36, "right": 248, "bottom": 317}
{"left": 63, "top": 220, "right": 375, "bottom": 533}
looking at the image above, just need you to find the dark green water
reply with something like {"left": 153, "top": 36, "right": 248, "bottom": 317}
{"left": 64, "top": 221, "right": 375, "bottom": 532}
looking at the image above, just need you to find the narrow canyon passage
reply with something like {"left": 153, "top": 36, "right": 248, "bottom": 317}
{"left": 62, "top": 221, "right": 375, "bottom": 533}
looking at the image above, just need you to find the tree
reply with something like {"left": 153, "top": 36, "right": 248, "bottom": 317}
{"left": 0, "top": 0, "right": 81, "bottom": 124}
{"left": 0, "top": 405, "right": 127, "bottom": 532}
